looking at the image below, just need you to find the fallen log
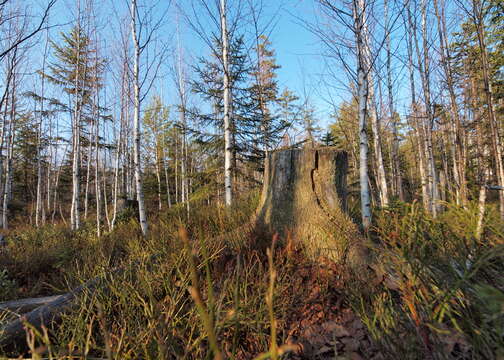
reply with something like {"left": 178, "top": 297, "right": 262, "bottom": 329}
{"left": 0, "top": 277, "right": 101, "bottom": 349}
{"left": 0, "top": 254, "right": 162, "bottom": 350}
{"left": 0, "top": 295, "right": 63, "bottom": 314}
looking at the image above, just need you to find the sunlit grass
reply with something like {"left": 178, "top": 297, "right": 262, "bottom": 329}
{"left": 350, "top": 200, "right": 504, "bottom": 359}
{"left": 1, "top": 194, "right": 503, "bottom": 359}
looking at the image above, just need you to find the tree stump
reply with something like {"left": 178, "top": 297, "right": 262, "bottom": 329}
{"left": 115, "top": 197, "right": 139, "bottom": 222}
{"left": 256, "top": 147, "right": 366, "bottom": 266}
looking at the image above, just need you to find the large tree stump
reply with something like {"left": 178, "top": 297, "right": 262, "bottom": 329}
{"left": 256, "top": 147, "right": 366, "bottom": 266}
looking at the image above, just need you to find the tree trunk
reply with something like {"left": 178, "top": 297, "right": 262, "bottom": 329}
{"left": 412, "top": 0, "right": 439, "bottom": 216}
{"left": 112, "top": 56, "right": 128, "bottom": 230}
{"left": 368, "top": 82, "right": 389, "bottom": 207}
{"left": 131, "top": 0, "right": 148, "bottom": 236}
{"left": 220, "top": 0, "right": 233, "bottom": 207}
{"left": 2, "top": 79, "right": 16, "bottom": 230}
{"left": 71, "top": 5, "right": 82, "bottom": 231}
{"left": 52, "top": 145, "right": 68, "bottom": 223}
{"left": 102, "top": 154, "right": 110, "bottom": 230}
{"left": 365, "top": 21, "right": 390, "bottom": 209}
{"left": 36, "top": 32, "right": 49, "bottom": 227}
{"left": 433, "top": 0, "right": 467, "bottom": 207}
{"left": 95, "top": 124, "right": 101, "bottom": 237}
{"left": 475, "top": 107, "right": 488, "bottom": 240}
{"left": 472, "top": 0, "right": 504, "bottom": 220}
{"left": 0, "top": 94, "right": 8, "bottom": 229}
{"left": 163, "top": 143, "right": 172, "bottom": 208}
{"left": 94, "top": 45, "right": 101, "bottom": 237}
{"left": 354, "top": 0, "right": 372, "bottom": 229}
{"left": 385, "top": 0, "right": 403, "bottom": 201}
{"left": 155, "top": 149, "right": 163, "bottom": 211}
{"left": 256, "top": 147, "right": 366, "bottom": 266}
{"left": 84, "top": 119, "right": 94, "bottom": 219}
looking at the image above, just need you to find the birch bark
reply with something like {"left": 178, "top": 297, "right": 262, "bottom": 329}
{"left": 220, "top": 0, "right": 233, "bottom": 207}
{"left": 130, "top": 0, "right": 148, "bottom": 235}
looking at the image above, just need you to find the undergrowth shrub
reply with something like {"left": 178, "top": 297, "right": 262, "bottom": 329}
{"left": 2, "top": 194, "right": 299, "bottom": 358}
{"left": 0, "top": 269, "right": 16, "bottom": 301}
{"left": 351, "top": 201, "right": 504, "bottom": 359}
{"left": 3, "top": 191, "right": 503, "bottom": 359}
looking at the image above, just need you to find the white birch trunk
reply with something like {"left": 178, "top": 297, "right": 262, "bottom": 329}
{"left": 0, "top": 95, "right": 8, "bottom": 229}
{"left": 94, "top": 105, "right": 101, "bottom": 237}
{"left": 84, "top": 119, "right": 94, "bottom": 219}
{"left": 220, "top": 0, "right": 233, "bottom": 207}
{"left": 355, "top": 0, "right": 372, "bottom": 229}
{"left": 434, "top": 0, "right": 463, "bottom": 205}
{"left": 52, "top": 144, "right": 68, "bottom": 223}
{"left": 2, "top": 77, "right": 16, "bottom": 230}
{"left": 71, "top": 8, "right": 82, "bottom": 230}
{"left": 362, "top": 16, "right": 388, "bottom": 207}
{"left": 176, "top": 21, "right": 189, "bottom": 216}
{"left": 155, "top": 148, "right": 162, "bottom": 211}
{"left": 412, "top": 0, "right": 438, "bottom": 215}
{"left": 111, "top": 67, "right": 125, "bottom": 229}
{"left": 131, "top": 0, "right": 148, "bottom": 236}
{"left": 93, "top": 38, "right": 101, "bottom": 236}
{"left": 102, "top": 144, "right": 110, "bottom": 230}
{"left": 35, "top": 32, "right": 49, "bottom": 227}
{"left": 163, "top": 144, "right": 172, "bottom": 208}
{"left": 384, "top": 0, "right": 403, "bottom": 201}
{"left": 368, "top": 82, "right": 389, "bottom": 207}
{"left": 475, "top": 101, "right": 488, "bottom": 240}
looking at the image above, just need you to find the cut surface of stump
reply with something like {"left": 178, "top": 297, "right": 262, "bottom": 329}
{"left": 256, "top": 147, "right": 366, "bottom": 265}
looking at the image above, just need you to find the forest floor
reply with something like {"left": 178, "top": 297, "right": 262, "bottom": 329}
{"left": 0, "top": 195, "right": 503, "bottom": 359}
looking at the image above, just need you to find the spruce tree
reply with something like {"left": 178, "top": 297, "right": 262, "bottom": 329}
{"left": 40, "top": 25, "right": 103, "bottom": 229}
{"left": 248, "top": 35, "right": 284, "bottom": 154}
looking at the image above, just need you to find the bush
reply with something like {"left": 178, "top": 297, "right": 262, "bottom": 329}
{"left": 351, "top": 201, "right": 504, "bottom": 359}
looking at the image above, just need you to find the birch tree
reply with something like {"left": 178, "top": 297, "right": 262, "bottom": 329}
{"left": 183, "top": 0, "right": 248, "bottom": 206}
{"left": 433, "top": 0, "right": 467, "bottom": 207}
{"left": 130, "top": 0, "right": 148, "bottom": 235}
{"left": 129, "top": 0, "right": 169, "bottom": 235}
{"left": 220, "top": 0, "right": 233, "bottom": 206}
{"left": 469, "top": 0, "right": 504, "bottom": 220}
{"left": 384, "top": 0, "right": 403, "bottom": 201}
{"left": 1, "top": 54, "right": 18, "bottom": 230}
{"left": 35, "top": 28, "right": 50, "bottom": 227}
{"left": 354, "top": 0, "right": 372, "bottom": 228}
{"left": 315, "top": 0, "right": 382, "bottom": 229}
{"left": 173, "top": 11, "right": 189, "bottom": 215}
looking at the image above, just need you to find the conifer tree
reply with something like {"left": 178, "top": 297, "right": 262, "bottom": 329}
{"left": 249, "top": 35, "right": 283, "bottom": 153}
{"left": 41, "top": 25, "right": 102, "bottom": 230}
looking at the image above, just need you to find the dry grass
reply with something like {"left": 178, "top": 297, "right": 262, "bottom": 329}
{"left": 351, "top": 200, "right": 504, "bottom": 359}
{"left": 0, "top": 195, "right": 503, "bottom": 359}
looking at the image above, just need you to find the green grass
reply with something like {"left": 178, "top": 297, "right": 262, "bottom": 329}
{"left": 1, "top": 194, "right": 503, "bottom": 359}
{"left": 0, "top": 194, "right": 303, "bottom": 359}
{"left": 351, "top": 200, "right": 504, "bottom": 359}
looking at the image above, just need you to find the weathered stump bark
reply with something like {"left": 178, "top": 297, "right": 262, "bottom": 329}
{"left": 115, "top": 197, "right": 139, "bottom": 221}
{"left": 256, "top": 147, "right": 366, "bottom": 266}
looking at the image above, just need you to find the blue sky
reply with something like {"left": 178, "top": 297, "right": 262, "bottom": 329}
{"left": 24, "top": 0, "right": 341, "bottom": 131}
{"left": 23, "top": 0, "right": 464, "bottom": 134}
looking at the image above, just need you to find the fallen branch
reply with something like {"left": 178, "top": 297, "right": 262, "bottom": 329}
{"left": 0, "top": 276, "right": 101, "bottom": 348}
{"left": 0, "top": 295, "right": 63, "bottom": 314}
{"left": 0, "top": 254, "right": 161, "bottom": 349}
